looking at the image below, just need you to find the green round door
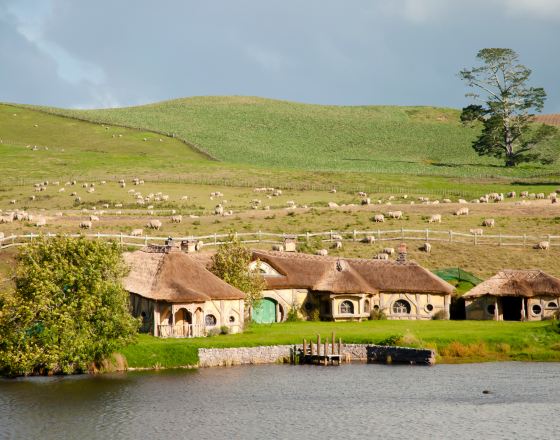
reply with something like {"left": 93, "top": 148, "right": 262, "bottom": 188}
{"left": 252, "top": 298, "right": 277, "bottom": 323}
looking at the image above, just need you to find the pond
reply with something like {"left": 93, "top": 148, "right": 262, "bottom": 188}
{"left": 1, "top": 362, "right": 559, "bottom": 439}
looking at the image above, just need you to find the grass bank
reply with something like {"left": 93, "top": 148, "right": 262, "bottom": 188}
{"left": 120, "top": 320, "right": 560, "bottom": 369}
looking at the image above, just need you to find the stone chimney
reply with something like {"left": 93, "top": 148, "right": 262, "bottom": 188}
{"left": 396, "top": 242, "right": 407, "bottom": 264}
{"left": 181, "top": 238, "right": 199, "bottom": 253}
{"left": 283, "top": 236, "right": 297, "bottom": 252}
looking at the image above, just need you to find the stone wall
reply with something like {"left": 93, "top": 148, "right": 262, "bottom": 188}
{"left": 198, "top": 344, "right": 435, "bottom": 367}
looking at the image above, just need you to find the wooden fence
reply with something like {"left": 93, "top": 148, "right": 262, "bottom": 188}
{"left": 1, "top": 228, "right": 558, "bottom": 251}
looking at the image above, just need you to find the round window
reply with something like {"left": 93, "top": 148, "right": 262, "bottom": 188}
{"left": 205, "top": 314, "right": 217, "bottom": 327}
{"left": 392, "top": 300, "right": 411, "bottom": 315}
{"left": 229, "top": 316, "right": 236, "bottom": 323}
{"left": 548, "top": 302, "right": 558, "bottom": 308}
{"left": 487, "top": 304, "right": 495, "bottom": 315}
{"left": 532, "top": 304, "right": 542, "bottom": 315}
{"left": 426, "top": 304, "right": 434, "bottom": 312}
{"left": 373, "top": 305, "right": 380, "bottom": 311}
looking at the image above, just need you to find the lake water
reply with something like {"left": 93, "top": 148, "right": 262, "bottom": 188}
{"left": 1, "top": 362, "right": 559, "bottom": 439}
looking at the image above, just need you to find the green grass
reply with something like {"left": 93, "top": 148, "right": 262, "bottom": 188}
{"left": 119, "top": 320, "right": 560, "bottom": 368}
{"left": 23, "top": 96, "right": 560, "bottom": 179}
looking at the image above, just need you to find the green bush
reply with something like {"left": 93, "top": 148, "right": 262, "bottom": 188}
{"left": 432, "top": 310, "right": 449, "bottom": 320}
{"left": 369, "top": 308, "right": 387, "bottom": 320}
{"left": 220, "top": 325, "right": 230, "bottom": 335}
{"left": 0, "top": 237, "right": 139, "bottom": 377}
{"left": 286, "top": 307, "right": 302, "bottom": 322}
{"left": 378, "top": 334, "right": 402, "bottom": 346}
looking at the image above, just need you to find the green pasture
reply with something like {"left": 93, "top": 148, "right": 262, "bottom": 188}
{"left": 120, "top": 320, "right": 560, "bottom": 368}
{"left": 25, "top": 95, "right": 560, "bottom": 178}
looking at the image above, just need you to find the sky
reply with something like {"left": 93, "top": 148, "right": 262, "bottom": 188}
{"left": 0, "top": 0, "right": 559, "bottom": 111}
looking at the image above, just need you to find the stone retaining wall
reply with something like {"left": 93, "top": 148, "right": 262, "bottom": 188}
{"left": 198, "top": 344, "right": 435, "bottom": 367}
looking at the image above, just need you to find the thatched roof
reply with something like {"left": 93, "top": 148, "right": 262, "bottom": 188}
{"left": 463, "top": 270, "right": 560, "bottom": 299}
{"left": 123, "top": 249, "right": 245, "bottom": 302}
{"left": 252, "top": 250, "right": 454, "bottom": 295}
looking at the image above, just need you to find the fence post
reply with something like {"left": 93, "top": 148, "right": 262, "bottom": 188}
{"left": 330, "top": 230, "right": 333, "bottom": 242}
{"left": 449, "top": 230, "right": 452, "bottom": 243}
{"left": 474, "top": 234, "right": 477, "bottom": 246}
{"left": 120, "top": 233, "right": 123, "bottom": 246}
{"left": 353, "top": 230, "right": 357, "bottom": 242}
{"left": 214, "top": 233, "right": 217, "bottom": 245}
{"left": 258, "top": 230, "right": 261, "bottom": 243}
{"left": 425, "top": 228, "right": 429, "bottom": 242}
{"left": 523, "top": 234, "right": 527, "bottom": 247}
{"left": 499, "top": 233, "right": 502, "bottom": 246}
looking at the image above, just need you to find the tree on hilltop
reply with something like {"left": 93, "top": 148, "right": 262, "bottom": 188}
{"left": 0, "top": 237, "right": 139, "bottom": 377}
{"left": 459, "top": 48, "right": 557, "bottom": 167}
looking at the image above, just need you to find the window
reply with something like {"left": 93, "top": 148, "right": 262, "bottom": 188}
{"left": 373, "top": 305, "right": 380, "bottom": 311}
{"left": 425, "top": 304, "right": 434, "bottom": 312}
{"left": 205, "top": 314, "right": 217, "bottom": 327}
{"left": 340, "top": 301, "right": 354, "bottom": 314}
{"left": 532, "top": 304, "right": 542, "bottom": 315}
{"left": 229, "top": 315, "right": 236, "bottom": 323}
{"left": 392, "top": 300, "right": 411, "bottom": 315}
{"left": 364, "top": 300, "right": 371, "bottom": 313}
{"left": 487, "top": 304, "right": 495, "bottom": 315}
{"left": 548, "top": 302, "right": 558, "bottom": 308}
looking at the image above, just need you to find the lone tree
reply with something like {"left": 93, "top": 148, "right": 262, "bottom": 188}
{"left": 0, "top": 237, "right": 139, "bottom": 377}
{"left": 459, "top": 48, "right": 556, "bottom": 166}
{"left": 210, "top": 236, "right": 265, "bottom": 312}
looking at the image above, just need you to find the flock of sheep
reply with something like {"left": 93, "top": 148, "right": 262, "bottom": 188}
{"left": 1, "top": 180, "right": 558, "bottom": 254}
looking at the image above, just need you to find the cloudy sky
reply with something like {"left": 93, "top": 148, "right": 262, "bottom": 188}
{"left": 1, "top": 0, "right": 558, "bottom": 111}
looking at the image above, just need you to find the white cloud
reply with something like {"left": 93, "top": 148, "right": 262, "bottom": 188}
{"left": 499, "top": 0, "right": 560, "bottom": 21}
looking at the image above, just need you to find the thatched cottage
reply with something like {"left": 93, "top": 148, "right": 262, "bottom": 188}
{"left": 463, "top": 270, "right": 560, "bottom": 321}
{"left": 249, "top": 249, "right": 454, "bottom": 323}
{"left": 123, "top": 247, "right": 245, "bottom": 337}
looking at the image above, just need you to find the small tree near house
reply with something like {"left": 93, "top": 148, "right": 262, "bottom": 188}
{"left": 209, "top": 236, "right": 266, "bottom": 317}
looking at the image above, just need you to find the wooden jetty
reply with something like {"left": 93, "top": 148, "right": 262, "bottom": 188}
{"left": 295, "top": 332, "right": 344, "bottom": 366}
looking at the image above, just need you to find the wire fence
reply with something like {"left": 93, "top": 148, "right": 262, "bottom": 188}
{"left": 1, "top": 228, "right": 558, "bottom": 251}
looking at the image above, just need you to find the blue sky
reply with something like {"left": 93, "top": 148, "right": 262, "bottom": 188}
{"left": 1, "top": 0, "right": 558, "bottom": 111}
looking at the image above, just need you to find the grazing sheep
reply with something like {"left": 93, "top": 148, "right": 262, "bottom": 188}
{"left": 0, "top": 213, "right": 14, "bottom": 224}
{"left": 171, "top": 215, "right": 183, "bottom": 223}
{"left": 358, "top": 191, "right": 367, "bottom": 197}
{"left": 80, "top": 221, "right": 92, "bottom": 229}
{"left": 535, "top": 241, "right": 550, "bottom": 250}
{"left": 382, "top": 247, "right": 395, "bottom": 256}
{"left": 360, "top": 197, "right": 371, "bottom": 206}
{"left": 387, "top": 211, "right": 403, "bottom": 219}
{"left": 329, "top": 188, "right": 337, "bottom": 193}
{"left": 146, "top": 219, "right": 162, "bottom": 230}
{"left": 373, "top": 214, "right": 385, "bottom": 222}
{"left": 520, "top": 191, "right": 529, "bottom": 198}
{"left": 331, "top": 234, "right": 343, "bottom": 241}
{"left": 420, "top": 242, "right": 431, "bottom": 253}
{"left": 120, "top": 182, "right": 126, "bottom": 188}
{"left": 214, "top": 204, "right": 224, "bottom": 215}
{"left": 442, "top": 198, "right": 452, "bottom": 203}
{"left": 482, "top": 218, "right": 495, "bottom": 227}
{"left": 272, "top": 244, "right": 284, "bottom": 252}
{"left": 536, "top": 193, "right": 545, "bottom": 199}
{"left": 333, "top": 241, "right": 342, "bottom": 249}
{"left": 181, "top": 196, "right": 189, "bottom": 201}
{"left": 130, "top": 229, "right": 143, "bottom": 237}
{"left": 374, "top": 253, "right": 389, "bottom": 260}
{"left": 35, "top": 218, "right": 47, "bottom": 227}
{"left": 428, "top": 214, "right": 442, "bottom": 223}
{"left": 455, "top": 207, "right": 469, "bottom": 216}
{"left": 458, "top": 199, "right": 468, "bottom": 204}
{"left": 470, "top": 228, "right": 484, "bottom": 236}
{"left": 361, "top": 236, "right": 375, "bottom": 244}
{"left": 328, "top": 202, "right": 338, "bottom": 208}
{"left": 9, "top": 200, "right": 16, "bottom": 205}
{"left": 316, "top": 249, "right": 328, "bottom": 256}
{"left": 507, "top": 191, "right": 516, "bottom": 198}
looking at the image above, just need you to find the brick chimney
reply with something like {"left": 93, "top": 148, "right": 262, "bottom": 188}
{"left": 396, "top": 242, "right": 407, "bottom": 264}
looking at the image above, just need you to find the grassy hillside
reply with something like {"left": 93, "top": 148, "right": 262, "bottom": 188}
{"left": 0, "top": 104, "right": 216, "bottom": 182}
{"left": 26, "top": 96, "right": 560, "bottom": 179}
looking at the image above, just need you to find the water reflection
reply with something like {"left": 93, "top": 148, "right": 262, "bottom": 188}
{"left": 1, "top": 363, "right": 559, "bottom": 439}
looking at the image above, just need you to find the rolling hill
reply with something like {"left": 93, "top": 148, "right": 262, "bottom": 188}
{"left": 25, "top": 96, "right": 560, "bottom": 179}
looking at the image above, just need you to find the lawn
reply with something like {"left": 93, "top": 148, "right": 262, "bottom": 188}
{"left": 119, "top": 320, "right": 560, "bottom": 369}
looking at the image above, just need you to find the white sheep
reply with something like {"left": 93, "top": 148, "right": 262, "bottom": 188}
{"left": 316, "top": 249, "right": 328, "bottom": 256}
{"left": 272, "top": 244, "right": 284, "bottom": 252}
{"left": 455, "top": 207, "right": 469, "bottom": 216}
{"left": 171, "top": 215, "right": 183, "bottom": 223}
{"left": 420, "top": 242, "right": 431, "bottom": 253}
{"left": 482, "top": 218, "right": 495, "bottom": 227}
{"left": 382, "top": 247, "right": 395, "bottom": 255}
{"left": 89, "top": 215, "right": 100, "bottom": 222}
{"left": 470, "top": 228, "right": 484, "bottom": 236}
{"left": 535, "top": 241, "right": 550, "bottom": 250}
{"left": 80, "top": 221, "right": 92, "bottom": 229}
{"left": 362, "top": 236, "right": 375, "bottom": 244}
{"left": 146, "top": 219, "right": 162, "bottom": 230}
{"left": 387, "top": 211, "right": 403, "bottom": 219}
{"left": 428, "top": 214, "right": 441, "bottom": 223}
{"left": 373, "top": 214, "right": 385, "bottom": 222}
{"left": 374, "top": 253, "right": 389, "bottom": 260}
{"left": 130, "top": 229, "right": 143, "bottom": 237}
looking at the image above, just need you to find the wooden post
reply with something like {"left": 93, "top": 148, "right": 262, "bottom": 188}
{"left": 338, "top": 338, "right": 342, "bottom": 358}
{"left": 494, "top": 297, "right": 499, "bottom": 321}
{"left": 426, "top": 229, "right": 429, "bottom": 242}
{"left": 317, "top": 335, "right": 321, "bottom": 358}
{"left": 324, "top": 339, "right": 328, "bottom": 365}
{"left": 449, "top": 230, "right": 452, "bottom": 243}
{"left": 332, "top": 331, "right": 335, "bottom": 355}
{"left": 303, "top": 338, "right": 307, "bottom": 356}
{"left": 353, "top": 230, "right": 357, "bottom": 242}
{"left": 310, "top": 340, "right": 315, "bottom": 356}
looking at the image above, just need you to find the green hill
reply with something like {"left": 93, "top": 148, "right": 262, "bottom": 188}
{"left": 26, "top": 96, "right": 560, "bottom": 179}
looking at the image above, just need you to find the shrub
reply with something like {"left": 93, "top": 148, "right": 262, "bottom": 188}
{"left": 286, "top": 307, "right": 302, "bottom": 322}
{"left": 207, "top": 328, "right": 221, "bottom": 337}
{"left": 432, "top": 310, "right": 449, "bottom": 320}
{"left": 440, "top": 341, "right": 488, "bottom": 358}
{"left": 220, "top": 325, "right": 230, "bottom": 335}
{"left": 369, "top": 308, "right": 387, "bottom": 320}
{"left": 0, "top": 237, "right": 139, "bottom": 377}
{"left": 309, "top": 308, "right": 321, "bottom": 322}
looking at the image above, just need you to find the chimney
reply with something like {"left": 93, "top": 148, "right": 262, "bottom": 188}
{"left": 396, "top": 242, "right": 407, "bottom": 264}
{"left": 283, "top": 236, "right": 297, "bottom": 252}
